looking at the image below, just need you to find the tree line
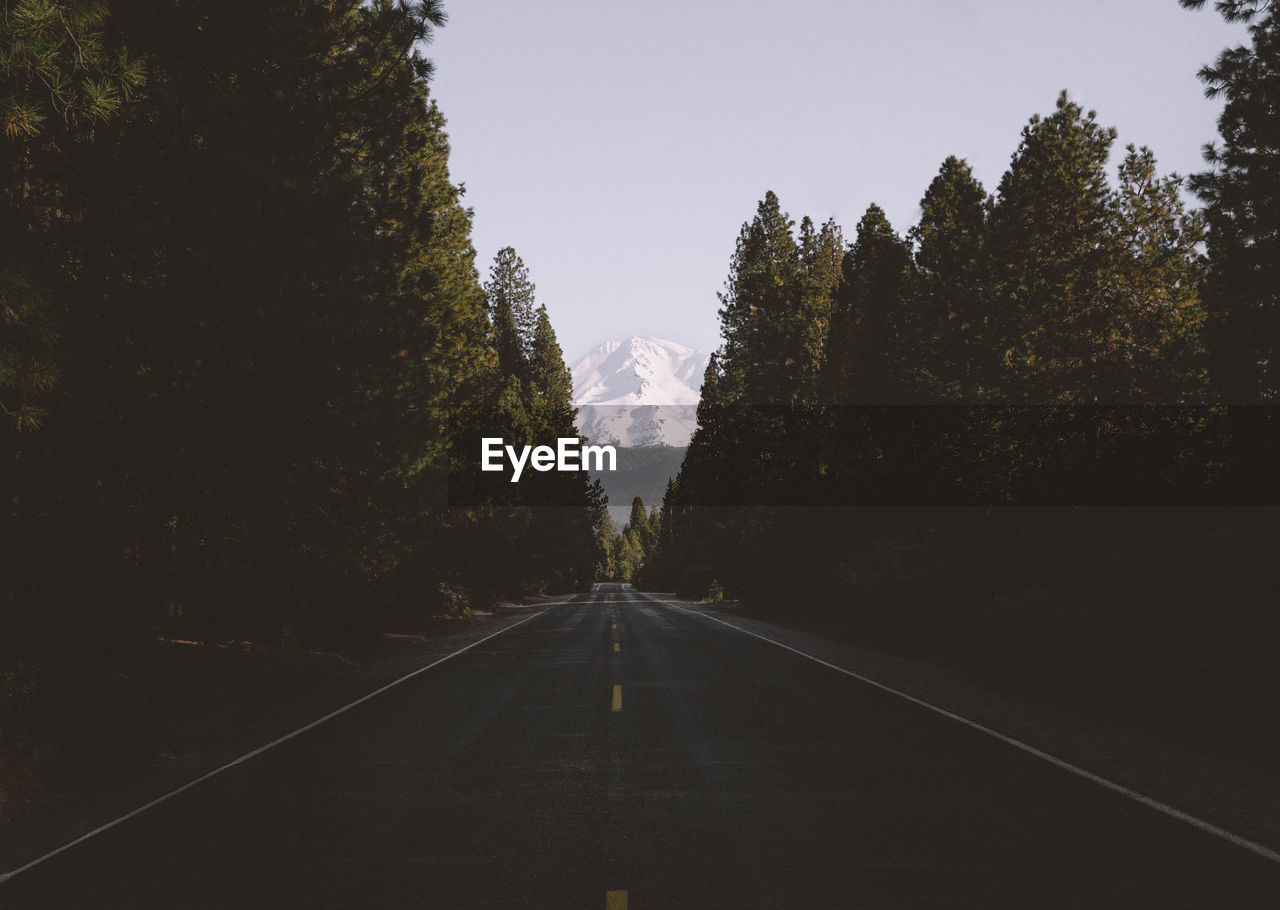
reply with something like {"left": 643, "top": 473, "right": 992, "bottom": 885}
{"left": 641, "top": 1, "right": 1279, "bottom": 751}
{"left": 596, "top": 496, "right": 660, "bottom": 582}
{"left": 1, "top": 0, "right": 605, "bottom": 763}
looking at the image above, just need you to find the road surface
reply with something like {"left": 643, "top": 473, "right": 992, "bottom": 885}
{"left": 4, "top": 583, "right": 1279, "bottom": 907}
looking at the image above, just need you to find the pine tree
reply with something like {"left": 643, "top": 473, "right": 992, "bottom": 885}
{"left": 908, "top": 156, "right": 991, "bottom": 400}
{"left": 596, "top": 507, "right": 619, "bottom": 580}
{"left": 614, "top": 525, "right": 640, "bottom": 581}
{"left": 678, "top": 352, "right": 733, "bottom": 511}
{"left": 986, "top": 92, "right": 1118, "bottom": 402}
{"left": 1104, "top": 144, "right": 1207, "bottom": 401}
{"left": 821, "top": 204, "right": 913, "bottom": 404}
{"left": 627, "top": 496, "right": 653, "bottom": 552}
{"left": 987, "top": 92, "right": 1208, "bottom": 403}
{"left": 716, "top": 191, "right": 804, "bottom": 404}
{"left": 527, "top": 304, "right": 577, "bottom": 436}
{"left": 514, "top": 293, "right": 603, "bottom": 594}
{"left": 1180, "top": 0, "right": 1279, "bottom": 401}
{"left": 1, "top": 0, "right": 145, "bottom": 431}
{"left": 797, "top": 216, "right": 845, "bottom": 402}
{"left": 15, "top": 0, "right": 494, "bottom": 648}
{"left": 484, "top": 246, "right": 538, "bottom": 382}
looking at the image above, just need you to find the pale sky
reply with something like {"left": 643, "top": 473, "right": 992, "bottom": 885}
{"left": 427, "top": 0, "right": 1245, "bottom": 362}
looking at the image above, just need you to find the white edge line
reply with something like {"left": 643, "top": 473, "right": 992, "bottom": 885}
{"left": 645, "top": 593, "right": 1280, "bottom": 867}
{"left": 0, "top": 601, "right": 569, "bottom": 885}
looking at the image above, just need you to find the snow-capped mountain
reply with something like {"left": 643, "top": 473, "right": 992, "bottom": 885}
{"left": 570, "top": 337, "right": 709, "bottom": 447}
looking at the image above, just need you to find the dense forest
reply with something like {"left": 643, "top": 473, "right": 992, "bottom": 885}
{"left": 2, "top": 0, "right": 604, "bottom": 809}
{"left": 642, "top": 1, "right": 1279, "bottom": 751}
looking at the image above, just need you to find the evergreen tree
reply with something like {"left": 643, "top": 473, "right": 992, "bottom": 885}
{"left": 6, "top": 0, "right": 507, "bottom": 654}
{"left": 615, "top": 527, "right": 642, "bottom": 581}
{"left": 0, "top": 4, "right": 618, "bottom": 803}
{"left": 627, "top": 496, "right": 654, "bottom": 552}
{"left": 595, "top": 507, "right": 619, "bottom": 580}
{"left": 987, "top": 92, "right": 1208, "bottom": 403}
{"left": 1, "top": 0, "right": 145, "bottom": 431}
{"left": 484, "top": 246, "right": 537, "bottom": 382}
{"left": 821, "top": 204, "right": 913, "bottom": 404}
{"left": 986, "top": 92, "right": 1117, "bottom": 402}
{"left": 527, "top": 304, "right": 576, "bottom": 435}
{"left": 797, "top": 216, "right": 845, "bottom": 402}
{"left": 716, "top": 191, "right": 805, "bottom": 404}
{"left": 690, "top": 354, "right": 724, "bottom": 453}
{"left": 627, "top": 496, "right": 650, "bottom": 533}
{"left": 514, "top": 294, "right": 604, "bottom": 594}
{"left": 908, "top": 156, "right": 991, "bottom": 400}
{"left": 1104, "top": 144, "right": 1207, "bottom": 401}
{"left": 1180, "top": 0, "right": 1279, "bottom": 401}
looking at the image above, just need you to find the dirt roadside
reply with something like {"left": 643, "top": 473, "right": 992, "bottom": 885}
{"left": 0, "top": 599, "right": 556, "bottom": 877}
{"left": 661, "top": 593, "right": 1280, "bottom": 861}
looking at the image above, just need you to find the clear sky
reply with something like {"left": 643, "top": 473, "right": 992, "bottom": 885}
{"left": 428, "top": 0, "right": 1245, "bottom": 362}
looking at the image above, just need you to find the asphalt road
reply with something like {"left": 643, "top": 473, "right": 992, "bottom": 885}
{"left": 4, "top": 583, "right": 1279, "bottom": 908}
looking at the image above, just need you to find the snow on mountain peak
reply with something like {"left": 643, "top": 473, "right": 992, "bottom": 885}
{"left": 571, "top": 337, "right": 707, "bottom": 407}
{"left": 570, "top": 337, "right": 709, "bottom": 447}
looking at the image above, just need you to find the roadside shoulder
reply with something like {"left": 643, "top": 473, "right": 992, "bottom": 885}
{"left": 0, "top": 600, "right": 562, "bottom": 878}
{"left": 650, "top": 592, "right": 1280, "bottom": 859}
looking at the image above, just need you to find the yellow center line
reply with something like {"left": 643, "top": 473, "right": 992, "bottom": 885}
{"left": 605, "top": 890, "right": 627, "bottom": 909}
{"left": 613, "top": 642, "right": 620, "bottom": 653}
{"left": 611, "top": 684, "right": 622, "bottom": 712}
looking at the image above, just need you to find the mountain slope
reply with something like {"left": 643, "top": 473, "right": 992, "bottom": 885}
{"left": 570, "top": 337, "right": 708, "bottom": 447}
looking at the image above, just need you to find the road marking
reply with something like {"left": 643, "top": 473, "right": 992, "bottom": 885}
{"left": 605, "top": 890, "right": 628, "bottom": 909}
{"left": 613, "top": 642, "right": 620, "bottom": 653}
{"left": 612, "top": 684, "right": 623, "bottom": 712}
{"left": 652, "top": 594, "right": 1280, "bottom": 867}
{"left": 0, "top": 602, "right": 570, "bottom": 885}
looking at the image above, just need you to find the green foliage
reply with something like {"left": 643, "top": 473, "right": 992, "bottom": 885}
{"left": 485, "top": 246, "right": 538, "bottom": 383}
{"left": 795, "top": 216, "right": 845, "bottom": 401}
{"left": 473, "top": 246, "right": 603, "bottom": 594}
{"left": 986, "top": 92, "right": 1118, "bottom": 402}
{"left": 1106, "top": 144, "right": 1207, "bottom": 400}
{"left": 0, "top": 0, "right": 145, "bottom": 140}
{"left": 596, "top": 495, "right": 664, "bottom": 582}
{"left": 436, "top": 582, "right": 472, "bottom": 619}
{"left": 908, "top": 156, "right": 991, "bottom": 400}
{"left": 714, "top": 195, "right": 847, "bottom": 408}
{"left": 588, "top": 444, "right": 685, "bottom": 528}
{"left": 3, "top": 1, "right": 602, "bottom": 705}
{"left": 1, "top": 0, "right": 145, "bottom": 431}
{"left": 981, "top": 92, "right": 1208, "bottom": 404}
{"left": 1181, "top": 0, "right": 1280, "bottom": 400}
{"left": 627, "top": 496, "right": 650, "bottom": 539}
{"left": 717, "top": 191, "right": 805, "bottom": 405}
{"left": 527, "top": 304, "right": 576, "bottom": 435}
{"left": 1179, "top": 1, "right": 1273, "bottom": 23}
{"left": 649, "top": 89, "right": 1257, "bottom": 612}
{"left": 595, "top": 507, "right": 619, "bottom": 580}
{"left": 821, "top": 204, "right": 914, "bottom": 404}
